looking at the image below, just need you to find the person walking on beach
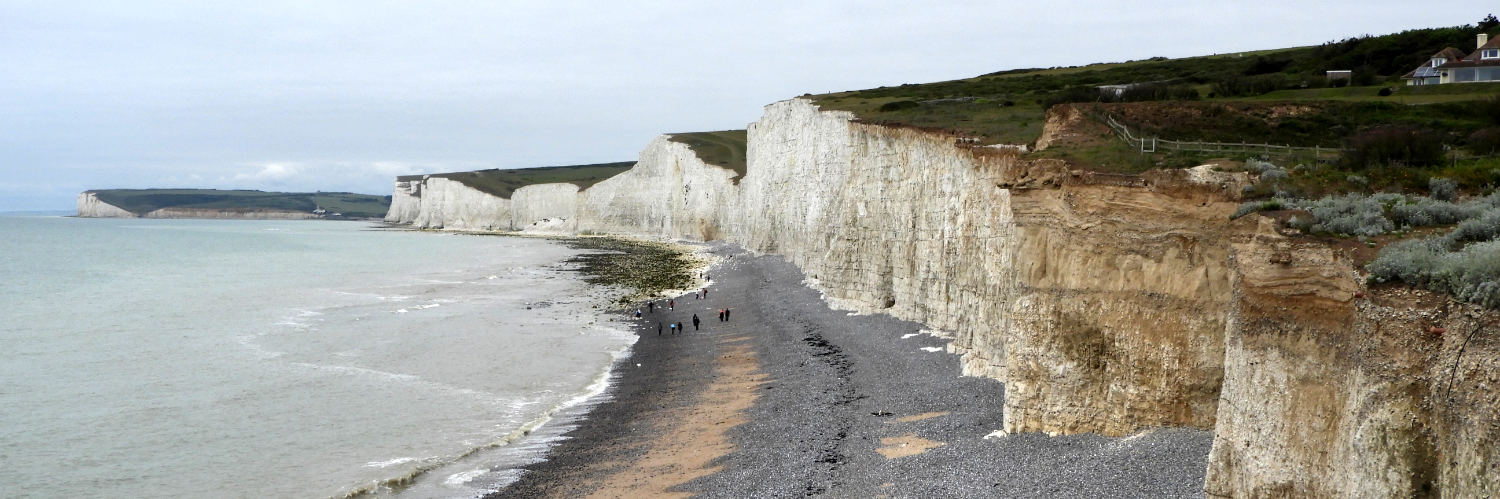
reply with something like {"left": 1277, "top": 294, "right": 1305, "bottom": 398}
{"left": 669, "top": 299, "right": 674, "bottom": 311}
{"left": 658, "top": 322, "right": 663, "bottom": 336}
{"left": 692, "top": 314, "right": 700, "bottom": 330}
{"left": 648, "top": 302, "right": 655, "bottom": 313}
{"left": 677, "top": 322, "right": 684, "bottom": 334}
{"left": 725, "top": 309, "right": 731, "bottom": 321}
{"left": 670, "top": 323, "right": 677, "bottom": 335}
{"left": 702, "top": 287, "right": 708, "bottom": 298}
{"left": 718, "top": 309, "right": 724, "bottom": 322}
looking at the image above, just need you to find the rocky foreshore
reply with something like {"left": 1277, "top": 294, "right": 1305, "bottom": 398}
{"left": 489, "top": 243, "right": 1214, "bottom": 498}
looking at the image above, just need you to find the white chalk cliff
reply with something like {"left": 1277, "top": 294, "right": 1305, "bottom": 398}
{"left": 76, "top": 192, "right": 321, "bottom": 219}
{"left": 77, "top": 192, "right": 138, "bottom": 218}
{"left": 387, "top": 98, "right": 1500, "bottom": 498}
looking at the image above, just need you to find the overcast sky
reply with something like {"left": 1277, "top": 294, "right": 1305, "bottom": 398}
{"left": 0, "top": 1, "right": 1489, "bottom": 211}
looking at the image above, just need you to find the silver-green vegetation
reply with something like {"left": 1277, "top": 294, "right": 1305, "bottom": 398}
{"left": 1234, "top": 170, "right": 1500, "bottom": 308}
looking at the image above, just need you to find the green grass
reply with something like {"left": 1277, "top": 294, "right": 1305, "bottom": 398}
{"left": 1252, "top": 81, "right": 1500, "bottom": 103}
{"left": 1247, "top": 156, "right": 1500, "bottom": 200}
{"left": 403, "top": 162, "right": 635, "bottom": 199}
{"left": 666, "top": 131, "right": 749, "bottom": 180}
{"left": 959, "top": 47, "right": 1312, "bottom": 81}
{"left": 813, "top": 97, "right": 1045, "bottom": 145}
{"left": 1094, "top": 99, "right": 1496, "bottom": 148}
{"left": 807, "top": 20, "right": 1499, "bottom": 146}
{"left": 89, "top": 189, "right": 392, "bottom": 218}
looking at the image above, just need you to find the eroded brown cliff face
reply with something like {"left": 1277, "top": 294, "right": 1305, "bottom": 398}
{"left": 1002, "top": 179, "right": 1241, "bottom": 435}
{"left": 1208, "top": 226, "right": 1500, "bottom": 498}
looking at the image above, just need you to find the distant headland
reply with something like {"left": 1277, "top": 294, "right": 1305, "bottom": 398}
{"left": 76, "top": 189, "right": 391, "bottom": 219}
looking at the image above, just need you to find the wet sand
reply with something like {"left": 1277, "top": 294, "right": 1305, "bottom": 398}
{"left": 488, "top": 243, "right": 1213, "bottom": 498}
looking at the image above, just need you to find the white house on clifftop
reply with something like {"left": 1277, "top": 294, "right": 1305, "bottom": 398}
{"left": 1402, "top": 33, "right": 1500, "bottom": 84}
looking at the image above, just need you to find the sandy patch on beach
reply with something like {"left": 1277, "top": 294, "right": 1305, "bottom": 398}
{"left": 876, "top": 433, "right": 946, "bottom": 459}
{"left": 583, "top": 336, "right": 764, "bottom": 499}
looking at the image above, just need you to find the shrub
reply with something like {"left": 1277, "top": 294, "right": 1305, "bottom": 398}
{"left": 1245, "top": 158, "right": 1279, "bottom": 173}
{"left": 1289, "top": 193, "right": 1392, "bottom": 236}
{"left": 1211, "top": 74, "right": 1290, "bottom": 97}
{"left": 1368, "top": 238, "right": 1500, "bottom": 309}
{"left": 1430, "top": 177, "right": 1458, "bottom": 201}
{"left": 1117, "top": 82, "right": 1200, "bottom": 102}
{"left": 1043, "top": 86, "right": 1105, "bottom": 109}
{"left": 1231, "top": 198, "right": 1285, "bottom": 219}
{"left": 1442, "top": 209, "right": 1500, "bottom": 246}
{"left": 1468, "top": 127, "right": 1500, "bottom": 156}
{"left": 1477, "top": 95, "right": 1500, "bottom": 126}
{"left": 878, "top": 100, "right": 920, "bottom": 112}
{"left": 1389, "top": 197, "right": 1479, "bottom": 227}
{"left": 1341, "top": 126, "right": 1446, "bottom": 169}
{"left": 1378, "top": 87, "right": 1393, "bottom": 97}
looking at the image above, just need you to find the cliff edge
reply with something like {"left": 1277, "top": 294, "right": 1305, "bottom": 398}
{"left": 387, "top": 99, "right": 1500, "bottom": 498}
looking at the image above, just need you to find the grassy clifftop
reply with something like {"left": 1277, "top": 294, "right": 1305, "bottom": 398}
{"left": 90, "top": 189, "right": 391, "bottom": 218}
{"left": 808, "top": 19, "right": 1500, "bottom": 149}
{"left": 667, "top": 130, "right": 748, "bottom": 180}
{"left": 401, "top": 162, "right": 635, "bottom": 199}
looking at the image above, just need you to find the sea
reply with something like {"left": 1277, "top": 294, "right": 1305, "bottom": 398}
{"left": 0, "top": 216, "right": 636, "bottom": 498}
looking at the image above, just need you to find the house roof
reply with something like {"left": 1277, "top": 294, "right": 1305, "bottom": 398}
{"left": 1436, "top": 58, "right": 1500, "bottom": 69}
{"left": 1401, "top": 37, "right": 1499, "bottom": 77}
{"left": 1462, "top": 34, "right": 1500, "bottom": 61}
{"left": 1431, "top": 47, "right": 1468, "bottom": 63}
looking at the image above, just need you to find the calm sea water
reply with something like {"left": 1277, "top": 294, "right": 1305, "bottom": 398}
{"left": 0, "top": 217, "right": 634, "bottom": 498}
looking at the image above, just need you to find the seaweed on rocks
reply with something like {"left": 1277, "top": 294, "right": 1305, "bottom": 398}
{"left": 554, "top": 236, "right": 698, "bottom": 306}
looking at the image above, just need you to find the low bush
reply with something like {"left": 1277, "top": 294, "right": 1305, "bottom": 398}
{"left": 878, "top": 100, "right": 920, "bottom": 112}
{"left": 1342, "top": 126, "right": 1446, "bottom": 169}
{"left": 1430, "top": 177, "right": 1458, "bottom": 201}
{"left": 1468, "top": 127, "right": 1500, "bottom": 156}
{"left": 1442, "top": 210, "right": 1500, "bottom": 246}
{"left": 1043, "top": 87, "right": 1105, "bottom": 109}
{"left": 1117, "top": 82, "right": 1200, "bottom": 102}
{"left": 1232, "top": 198, "right": 1285, "bottom": 219}
{"left": 1478, "top": 95, "right": 1500, "bottom": 126}
{"left": 1368, "top": 238, "right": 1500, "bottom": 308}
{"left": 1211, "top": 74, "right": 1290, "bottom": 97}
{"left": 1293, "top": 193, "right": 1393, "bottom": 236}
{"left": 1389, "top": 197, "right": 1478, "bottom": 227}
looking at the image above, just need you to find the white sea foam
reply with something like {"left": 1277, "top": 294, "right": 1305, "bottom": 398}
{"left": 364, "top": 457, "right": 422, "bottom": 468}
{"left": 442, "top": 469, "right": 488, "bottom": 486}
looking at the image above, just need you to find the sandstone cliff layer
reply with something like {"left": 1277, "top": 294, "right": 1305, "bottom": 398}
{"left": 386, "top": 99, "right": 1500, "bottom": 497}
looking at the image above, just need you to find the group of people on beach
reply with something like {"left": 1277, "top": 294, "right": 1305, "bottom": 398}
{"left": 635, "top": 287, "right": 729, "bottom": 336}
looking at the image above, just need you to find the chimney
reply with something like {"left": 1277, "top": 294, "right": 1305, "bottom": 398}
{"left": 1482, "top": 33, "right": 1490, "bottom": 49}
